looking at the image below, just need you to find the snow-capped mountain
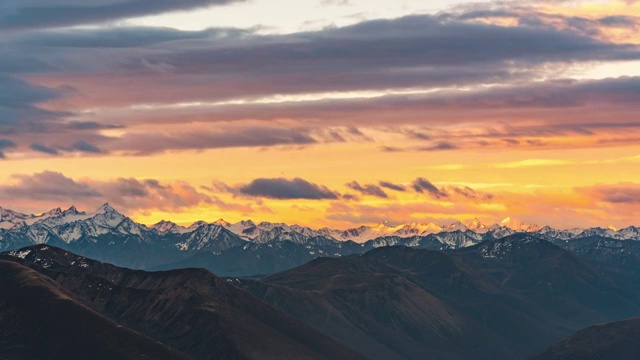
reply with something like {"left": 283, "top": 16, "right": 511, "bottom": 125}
{"left": 392, "top": 222, "right": 443, "bottom": 237}
{"left": 44, "top": 203, "right": 146, "bottom": 243}
{"left": 0, "top": 206, "right": 87, "bottom": 230}
{"left": 497, "top": 217, "right": 541, "bottom": 232}
{"left": 443, "top": 220, "right": 468, "bottom": 233}
{"left": 3, "top": 204, "right": 640, "bottom": 272}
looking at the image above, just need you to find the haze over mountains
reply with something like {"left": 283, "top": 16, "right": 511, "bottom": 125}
{"left": 2, "top": 204, "right": 640, "bottom": 277}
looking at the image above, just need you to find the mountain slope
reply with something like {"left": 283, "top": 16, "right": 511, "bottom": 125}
{"left": 532, "top": 317, "right": 640, "bottom": 360}
{"left": 239, "top": 238, "right": 640, "bottom": 359}
{"left": 1, "top": 245, "right": 363, "bottom": 360}
{"left": 452, "top": 234, "right": 640, "bottom": 319}
{"left": 240, "top": 254, "right": 518, "bottom": 360}
{"left": 0, "top": 259, "right": 189, "bottom": 360}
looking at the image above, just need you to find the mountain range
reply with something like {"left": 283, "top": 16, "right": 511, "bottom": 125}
{"left": 2, "top": 204, "right": 640, "bottom": 277}
{"left": 4, "top": 234, "right": 640, "bottom": 359}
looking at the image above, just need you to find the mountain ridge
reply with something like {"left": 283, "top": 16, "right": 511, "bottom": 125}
{"left": 2, "top": 204, "right": 640, "bottom": 276}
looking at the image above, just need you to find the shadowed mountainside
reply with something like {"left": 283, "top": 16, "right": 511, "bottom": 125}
{"left": 532, "top": 316, "right": 640, "bottom": 360}
{"left": 238, "top": 235, "right": 640, "bottom": 359}
{"left": 0, "top": 246, "right": 364, "bottom": 360}
{"left": 0, "top": 259, "right": 190, "bottom": 360}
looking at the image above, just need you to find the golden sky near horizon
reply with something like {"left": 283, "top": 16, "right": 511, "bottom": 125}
{"left": 1, "top": 0, "right": 640, "bottom": 229}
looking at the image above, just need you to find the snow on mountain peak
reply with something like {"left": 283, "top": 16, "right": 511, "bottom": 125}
{"left": 499, "top": 217, "right": 540, "bottom": 232}
{"left": 213, "top": 219, "right": 231, "bottom": 227}
{"left": 444, "top": 220, "right": 468, "bottom": 232}
{"left": 374, "top": 221, "right": 391, "bottom": 230}
{"left": 95, "top": 203, "right": 119, "bottom": 214}
{"left": 153, "top": 220, "right": 179, "bottom": 232}
{"left": 392, "top": 222, "right": 442, "bottom": 236}
{"left": 188, "top": 221, "right": 209, "bottom": 229}
{"left": 66, "top": 205, "right": 81, "bottom": 214}
{"left": 239, "top": 220, "right": 256, "bottom": 228}
{"left": 44, "top": 207, "right": 63, "bottom": 216}
{"left": 466, "top": 218, "right": 486, "bottom": 229}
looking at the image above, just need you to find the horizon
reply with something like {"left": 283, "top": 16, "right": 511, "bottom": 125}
{"left": 2, "top": 0, "right": 640, "bottom": 230}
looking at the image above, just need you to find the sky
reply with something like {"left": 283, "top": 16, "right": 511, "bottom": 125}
{"left": 1, "top": 0, "right": 640, "bottom": 229}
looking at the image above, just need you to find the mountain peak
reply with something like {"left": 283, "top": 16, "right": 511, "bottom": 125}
{"left": 499, "top": 217, "right": 540, "bottom": 231}
{"left": 44, "top": 207, "right": 63, "bottom": 216}
{"left": 189, "top": 220, "right": 209, "bottom": 229}
{"left": 239, "top": 220, "right": 256, "bottom": 227}
{"left": 66, "top": 205, "right": 81, "bottom": 214}
{"left": 466, "top": 218, "right": 487, "bottom": 229}
{"left": 96, "top": 203, "right": 118, "bottom": 214}
{"left": 444, "top": 220, "right": 468, "bottom": 232}
{"left": 213, "top": 219, "right": 231, "bottom": 227}
{"left": 0, "top": 207, "right": 26, "bottom": 219}
{"left": 374, "top": 221, "right": 391, "bottom": 230}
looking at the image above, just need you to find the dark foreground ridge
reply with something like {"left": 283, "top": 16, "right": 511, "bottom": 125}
{"left": 0, "top": 259, "right": 189, "bottom": 360}
{"left": 0, "top": 245, "right": 363, "bottom": 360}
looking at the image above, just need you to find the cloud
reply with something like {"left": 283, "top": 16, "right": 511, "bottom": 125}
{"left": 0, "top": 171, "right": 102, "bottom": 201}
{"left": 5, "top": 11, "right": 638, "bottom": 105}
{"left": 0, "top": 171, "right": 214, "bottom": 213}
{"left": 0, "top": 0, "right": 244, "bottom": 31}
{"left": 0, "top": 74, "right": 69, "bottom": 134}
{"left": 379, "top": 181, "right": 407, "bottom": 192}
{"left": 30, "top": 143, "right": 59, "bottom": 155}
{"left": 1, "top": 9, "right": 640, "bottom": 157}
{"left": 0, "top": 139, "right": 17, "bottom": 158}
{"left": 419, "top": 142, "right": 459, "bottom": 151}
{"left": 237, "top": 178, "right": 340, "bottom": 200}
{"left": 587, "top": 183, "right": 640, "bottom": 204}
{"left": 89, "top": 178, "right": 213, "bottom": 212}
{"left": 446, "top": 185, "right": 494, "bottom": 201}
{"left": 109, "top": 126, "right": 319, "bottom": 155}
{"left": 70, "top": 140, "right": 102, "bottom": 153}
{"left": 66, "top": 121, "right": 124, "bottom": 130}
{"left": 346, "top": 181, "right": 388, "bottom": 198}
{"left": 411, "top": 178, "right": 449, "bottom": 199}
